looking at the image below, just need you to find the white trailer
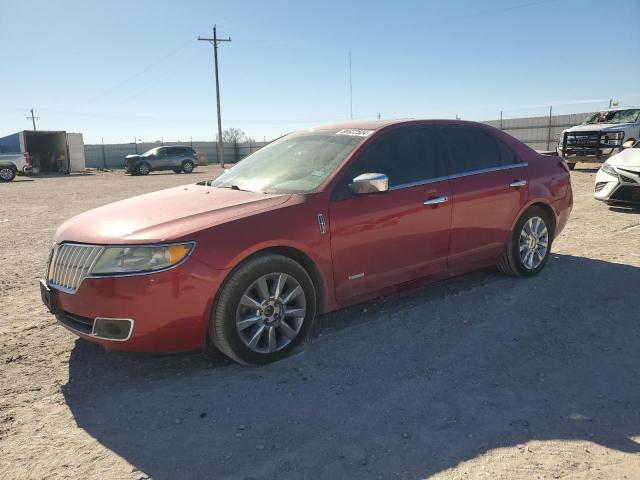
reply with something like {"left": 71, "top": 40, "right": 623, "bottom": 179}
{"left": 0, "top": 130, "right": 86, "bottom": 173}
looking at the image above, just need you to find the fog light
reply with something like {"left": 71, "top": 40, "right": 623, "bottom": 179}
{"left": 92, "top": 318, "right": 133, "bottom": 341}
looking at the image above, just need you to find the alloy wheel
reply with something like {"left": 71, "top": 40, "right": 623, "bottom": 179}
{"left": 0, "top": 167, "right": 14, "bottom": 181}
{"left": 519, "top": 216, "right": 549, "bottom": 270}
{"left": 235, "top": 273, "right": 306, "bottom": 353}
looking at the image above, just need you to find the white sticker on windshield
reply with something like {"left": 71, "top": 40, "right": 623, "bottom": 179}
{"left": 336, "top": 129, "right": 375, "bottom": 137}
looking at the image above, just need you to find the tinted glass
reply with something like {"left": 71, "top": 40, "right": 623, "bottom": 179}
{"left": 166, "top": 147, "right": 183, "bottom": 155}
{"left": 497, "top": 140, "right": 518, "bottom": 165}
{"left": 339, "top": 127, "right": 445, "bottom": 191}
{"left": 441, "top": 126, "right": 500, "bottom": 174}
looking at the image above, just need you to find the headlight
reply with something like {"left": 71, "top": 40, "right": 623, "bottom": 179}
{"left": 90, "top": 242, "right": 194, "bottom": 275}
{"left": 601, "top": 131, "right": 624, "bottom": 144}
{"left": 600, "top": 164, "right": 618, "bottom": 178}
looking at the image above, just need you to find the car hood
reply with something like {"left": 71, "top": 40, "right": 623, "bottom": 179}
{"left": 606, "top": 148, "right": 640, "bottom": 168}
{"left": 565, "top": 123, "right": 635, "bottom": 133}
{"left": 125, "top": 154, "right": 141, "bottom": 160}
{"left": 54, "top": 185, "right": 291, "bottom": 244}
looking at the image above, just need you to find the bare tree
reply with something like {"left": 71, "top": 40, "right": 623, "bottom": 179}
{"left": 218, "top": 128, "right": 247, "bottom": 143}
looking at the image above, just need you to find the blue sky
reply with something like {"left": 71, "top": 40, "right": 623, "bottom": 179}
{"left": 0, "top": 0, "right": 638, "bottom": 144}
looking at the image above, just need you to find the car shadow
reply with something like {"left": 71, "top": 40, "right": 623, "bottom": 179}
{"left": 62, "top": 254, "right": 640, "bottom": 479}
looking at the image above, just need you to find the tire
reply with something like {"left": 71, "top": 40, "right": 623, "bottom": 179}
{"left": 497, "top": 206, "right": 553, "bottom": 277}
{"left": 136, "top": 163, "right": 150, "bottom": 176}
{"left": 0, "top": 166, "right": 16, "bottom": 182}
{"left": 567, "top": 162, "right": 576, "bottom": 171}
{"left": 209, "top": 253, "right": 317, "bottom": 365}
{"left": 182, "top": 160, "right": 195, "bottom": 173}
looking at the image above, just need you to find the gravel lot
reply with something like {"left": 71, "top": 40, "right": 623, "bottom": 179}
{"left": 1, "top": 165, "right": 639, "bottom": 480}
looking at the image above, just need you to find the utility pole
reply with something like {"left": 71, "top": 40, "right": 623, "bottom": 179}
{"left": 199, "top": 25, "right": 232, "bottom": 167}
{"left": 26, "top": 108, "right": 39, "bottom": 130}
{"left": 546, "top": 105, "right": 553, "bottom": 150}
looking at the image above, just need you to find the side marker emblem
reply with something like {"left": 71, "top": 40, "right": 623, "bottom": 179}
{"left": 318, "top": 213, "right": 327, "bottom": 234}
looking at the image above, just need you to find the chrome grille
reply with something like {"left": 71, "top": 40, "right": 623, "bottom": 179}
{"left": 47, "top": 243, "right": 104, "bottom": 293}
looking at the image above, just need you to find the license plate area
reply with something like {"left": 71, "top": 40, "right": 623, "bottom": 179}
{"left": 40, "top": 279, "right": 60, "bottom": 314}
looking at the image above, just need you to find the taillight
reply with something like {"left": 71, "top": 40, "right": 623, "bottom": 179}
{"left": 24, "top": 152, "right": 32, "bottom": 165}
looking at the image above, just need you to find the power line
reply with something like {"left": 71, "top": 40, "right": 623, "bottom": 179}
{"left": 26, "top": 108, "right": 40, "bottom": 130}
{"left": 198, "top": 25, "right": 232, "bottom": 168}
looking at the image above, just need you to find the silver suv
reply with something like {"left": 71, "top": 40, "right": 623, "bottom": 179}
{"left": 125, "top": 146, "right": 199, "bottom": 175}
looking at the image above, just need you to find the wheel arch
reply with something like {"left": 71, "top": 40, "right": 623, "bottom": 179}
{"left": 511, "top": 200, "right": 557, "bottom": 240}
{"left": 214, "top": 245, "right": 328, "bottom": 316}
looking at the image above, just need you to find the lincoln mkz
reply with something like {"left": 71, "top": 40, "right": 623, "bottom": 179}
{"left": 41, "top": 120, "right": 573, "bottom": 364}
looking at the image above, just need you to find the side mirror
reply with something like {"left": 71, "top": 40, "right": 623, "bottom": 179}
{"left": 349, "top": 173, "right": 389, "bottom": 194}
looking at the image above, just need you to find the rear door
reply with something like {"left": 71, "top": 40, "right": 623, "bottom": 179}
{"left": 329, "top": 126, "right": 452, "bottom": 300}
{"left": 441, "top": 126, "right": 528, "bottom": 274}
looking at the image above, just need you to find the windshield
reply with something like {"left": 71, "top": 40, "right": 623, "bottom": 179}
{"left": 209, "top": 130, "right": 370, "bottom": 194}
{"left": 141, "top": 148, "right": 157, "bottom": 157}
{"left": 583, "top": 109, "right": 640, "bottom": 125}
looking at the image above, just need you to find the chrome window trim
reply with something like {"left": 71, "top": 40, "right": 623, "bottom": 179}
{"left": 47, "top": 241, "right": 196, "bottom": 293}
{"left": 448, "top": 162, "right": 528, "bottom": 180}
{"left": 389, "top": 163, "right": 528, "bottom": 191}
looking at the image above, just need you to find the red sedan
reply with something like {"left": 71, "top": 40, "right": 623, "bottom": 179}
{"left": 41, "top": 120, "right": 572, "bottom": 365}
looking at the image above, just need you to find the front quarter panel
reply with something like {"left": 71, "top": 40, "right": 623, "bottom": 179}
{"left": 189, "top": 192, "right": 336, "bottom": 311}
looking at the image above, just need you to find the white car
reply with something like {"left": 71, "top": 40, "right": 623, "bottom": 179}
{"left": 594, "top": 141, "right": 640, "bottom": 205}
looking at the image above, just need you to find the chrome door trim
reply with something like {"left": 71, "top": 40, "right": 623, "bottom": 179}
{"left": 389, "top": 175, "right": 450, "bottom": 191}
{"left": 388, "top": 163, "right": 528, "bottom": 192}
{"left": 447, "top": 162, "right": 528, "bottom": 180}
{"left": 423, "top": 196, "right": 449, "bottom": 206}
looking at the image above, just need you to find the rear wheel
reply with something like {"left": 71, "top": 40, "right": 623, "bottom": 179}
{"left": 0, "top": 166, "right": 16, "bottom": 182}
{"left": 136, "top": 163, "right": 150, "bottom": 175}
{"left": 209, "top": 253, "right": 316, "bottom": 365}
{"left": 497, "top": 206, "right": 553, "bottom": 277}
{"left": 182, "top": 160, "right": 195, "bottom": 173}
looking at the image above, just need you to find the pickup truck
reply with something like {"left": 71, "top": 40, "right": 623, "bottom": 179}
{"left": 557, "top": 107, "right": 640, "bottom": 170}
{"left": 0, "top": 152, "right": 32, "bottom": 182}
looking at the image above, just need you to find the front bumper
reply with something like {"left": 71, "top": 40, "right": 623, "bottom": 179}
{"left": 41, "top": 256, "right": 228, "bottom": 352}
{"left": 559, "top": 131, "right": 623, "bottom": 161}
{"left": 594, "top": 166, "right": 640, "bottom": 204}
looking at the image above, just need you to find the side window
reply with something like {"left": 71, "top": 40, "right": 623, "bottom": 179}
{"left": 343, "top": 128, "right": 444, "bottom": 191}
{"left": 166, "top": 147, "right": 181, "bottom": 155}
{"left": 496, "top": 140, "right": 519, "bottom": 165}
{"left": 441, "top": 126, "right": 500, "bottom": 174}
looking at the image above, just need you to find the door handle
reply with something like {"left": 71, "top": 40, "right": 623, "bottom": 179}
{"left": 509, "top": 180, "right": 527, "bottom": 188}
{"left": 423, "top": 196, "right": 449, "bottom": 206}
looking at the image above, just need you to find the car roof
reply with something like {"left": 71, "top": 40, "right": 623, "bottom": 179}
{"left": 310, "top": 118, "right": 489, "bottom": 132}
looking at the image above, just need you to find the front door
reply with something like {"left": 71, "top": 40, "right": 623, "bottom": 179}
{"left": 329, "top": 126, "right": 452, "bottom": 300}
{"left": 440, "top": 125, "right": 528, "bottom": 274}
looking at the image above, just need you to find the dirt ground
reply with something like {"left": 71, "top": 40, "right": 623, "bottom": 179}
{"left": 0, "top": 165, "right": 639, "bottom": 480}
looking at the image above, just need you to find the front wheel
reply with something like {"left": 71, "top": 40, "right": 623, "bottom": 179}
{"left": 497, "top": 206, "right": 553, "bottom": 277}
{"left": 0, "top": 166, "right": 16, "bottom": 182}
{"left": 136, "top": 163, "right": 150, "bottom": 175}
{"left": 209, "top": 253, "right": 316, "bottom": 365}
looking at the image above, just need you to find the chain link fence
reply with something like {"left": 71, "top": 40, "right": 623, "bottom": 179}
{"left": 84, "top": 110, "right": 599, "bottom": 168}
